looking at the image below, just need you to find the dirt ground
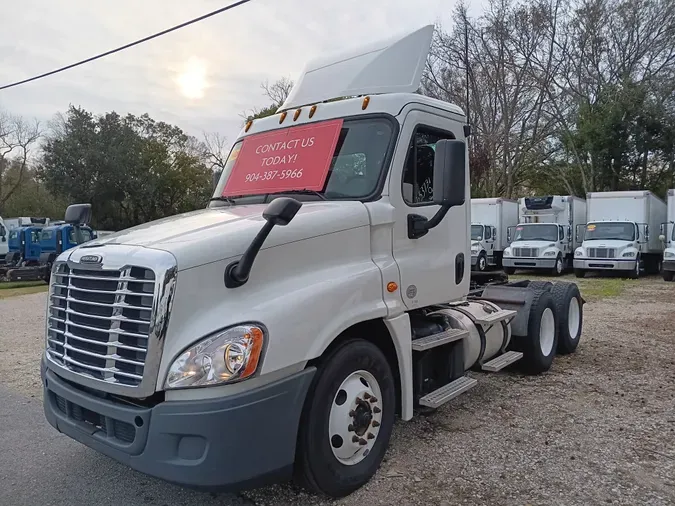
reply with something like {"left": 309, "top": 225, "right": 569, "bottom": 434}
{"left": 1, "top": 275, "right": 674, "bottom": 505}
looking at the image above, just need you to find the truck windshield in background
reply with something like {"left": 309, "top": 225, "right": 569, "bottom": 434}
{"left": 471, "top": 225, "right": 484, "bottom": 240}
{"left": 210, "top": 117, "right": 395, "bottom": 205}
{"left": 69, "top": 228, "right": 93, "bottom": 244}
{"left": 584, "top": 222, "right": 635, "bottom": 241}
{"left": 513, "top": 224, "right": 558, "bottom": 242}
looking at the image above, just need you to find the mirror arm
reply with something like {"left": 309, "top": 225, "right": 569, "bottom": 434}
{"left": 407, "top": 204, "right": 451, "bottom": 239}
{"left": 225, "top": 220, "right": 275, "bottom": 288}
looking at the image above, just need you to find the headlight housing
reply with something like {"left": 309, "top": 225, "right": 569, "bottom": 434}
{"left": 543, "top": 250, "right": 557, "bottom": 257}
{"left": 165, "top": 324, "right": 265, "bottom": 389}
{"left": 622, "top": 251, "right": 636, "bottom": 258}
{"left": 665, "top": 251, "right": 675, "bottom": 258}
{"left": 504, "top": 249, "right": 512, "bottom": 257}
{"left": 575, "top": 249, "right": 583, "bottom": 257}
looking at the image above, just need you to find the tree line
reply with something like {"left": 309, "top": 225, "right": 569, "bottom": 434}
{"left": 1, "top": 0, "right": 673, "bottom": 230}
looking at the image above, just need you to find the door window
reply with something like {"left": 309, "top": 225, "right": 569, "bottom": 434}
{"left": 485, "top": 227, "right": 492, "bottom": 240}
{"left": 401, "top": 126, "right": 455, "bottom": 205}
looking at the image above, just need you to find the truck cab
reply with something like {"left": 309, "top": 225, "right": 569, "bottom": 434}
{"left": 0, "top": 217, "right": 7, "bottom": 263}
{"left": 503, "top": 195, "right": 586, "bottom": 276}
{"left": 39, "top": 224, "right": 95, "bottom": 281}
{"left": 40, "top": 26, "right": 585, "bottom": 498}
{"left": 661, "top": 188, "right": 675, "bottom": 281}
{"left": 5, "top": 226, "right": 42, "bottom": 266}
{"left": 470, "top": 223, "right": 495, "bottom": 271}
{"left": 470, "top": 198, "right": 518, "bottom": 271}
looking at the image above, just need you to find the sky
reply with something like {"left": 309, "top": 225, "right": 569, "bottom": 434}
{"left": 0, "top": 0, "right": 484, "bottom": 147}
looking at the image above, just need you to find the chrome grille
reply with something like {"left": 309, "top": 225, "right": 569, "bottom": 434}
{"left": 587, "top": 248, "right": 615, "bottom": 259}
{"left": 513, "top": 247, "right": 539, "bottom": 257}
{"left": 46, "top": 263, "right": 156, "bottom": 387}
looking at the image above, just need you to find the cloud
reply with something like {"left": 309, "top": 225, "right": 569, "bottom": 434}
{"left": 0, "top": 0, "right": 479, "bottom": 144}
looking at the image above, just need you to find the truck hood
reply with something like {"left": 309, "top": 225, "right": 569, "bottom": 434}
{"left": 76, "top": 202, "right": 371, "bottom": 270}
{"left": 509, "top": 241, "right": 557, "bottom": 249}
{"left": 581, "top": 239, "right": 633, "bottom": 250}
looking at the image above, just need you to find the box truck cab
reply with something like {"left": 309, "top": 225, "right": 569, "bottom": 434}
{"left": 660, "top": 189, "right": 675, "bottom": 281}
{"left": 574, "top": 191, "right": 667, "bottom": 279}
{"left": 503, "top": 195, "right": 586, "bottom": 276}
{"left": 40, "top": 26, "right": 586, "bottom": 499}
{"left": 0, "top": 217, "right": 7, "bottom": 262}
{"left": 470, "top": 198, "right": 518, "bottom": 271}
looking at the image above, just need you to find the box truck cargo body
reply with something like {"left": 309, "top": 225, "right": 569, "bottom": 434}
{"left": 573, "top": 190, "right": 667, "bottom": 278}
{"left": 661, "top": 189, "right": 675, "bottom": 281}
{"left": 503, "top": 195, "right": 587, "bottom": 276}
{"left": 470, "top": 198, "right": 519, "bottom": 270}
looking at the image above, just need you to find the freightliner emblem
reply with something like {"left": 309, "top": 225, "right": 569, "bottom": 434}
{"left": 80, "top": 254, "right": 102, "bottom": 264}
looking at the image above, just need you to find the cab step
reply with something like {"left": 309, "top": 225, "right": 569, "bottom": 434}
{"left": 411, "top": 328, "right": 469, "bottom": 351}
{"left": 473, "top": 309, "right": 517, "bottom": 326}
{"left": 481, "top": 351, "right": 523, "bottom": 372}
{"left": 418, "top": 376, "right": 477, "bottom": 409}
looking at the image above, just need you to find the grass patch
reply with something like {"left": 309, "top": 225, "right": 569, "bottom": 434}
{"left": 0, "top": 284, "right": 48, "bottom": 299}
{"left": 0, "top": 280, "right": 46, "bottom": 290}
{"left": 508, "top": 273, "right": 628, "bottom": 301}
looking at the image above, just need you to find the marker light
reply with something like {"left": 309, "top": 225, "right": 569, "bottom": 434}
{"left": 387, "top": 282, "right": 398, "bottom": 293}
{"left": 293, "top": 109, "right": 301, "bottom": 121}
{"left": 279, "top": 111, "right": 288, "bottom": 124}
{"left": 165, "top": 325, "right": 265, "bottom": 389}
{"left": 362, "top": 96, "right": 370, "bottom": 110}
{"left": 245, "top": 120, "right": 253, "bottom": 132}
{"left": 309, "top": 105, "right": 317, "bottom": 118}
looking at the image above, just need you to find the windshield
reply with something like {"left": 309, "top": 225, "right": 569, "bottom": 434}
{"left": 211, "top": 117, "right": 394, "bottom": 205}
{"left": 584, "top": 222, "right": 635, "bottom": 241}
{"left": 68, "top": 228, "right": 93, "bottom": 244}
{"left": 9, "top": 230, "right": 18, "bottom": 240}
{"left": 471, "top": 225, "right": 484, "bottom": 241}
{"left": 513, "top": 224, "right": 558, "bottom": 242}
{"left": 41, "top": 230, "right": 54, "bottom": 241}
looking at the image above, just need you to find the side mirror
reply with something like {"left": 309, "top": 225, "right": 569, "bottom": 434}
{"left": 507, "top": 227, "right": 512, "bottom": 243}
{"left": 433, "top": 139, "right": 466, "bottom": 207}
{"left": 492, "top": 226, "right": 497, "bottom": 240}
{"left": 645, "top": 225, "right": 650, "bottom": 242}
{"left": 225, "top": 197, "right": 302, "bottom": 288}
{"left": 567, "top": 225, "right": 572, "bottom": 240}
{"left": 65, "top": 203, "right": 92, "bottom": 225}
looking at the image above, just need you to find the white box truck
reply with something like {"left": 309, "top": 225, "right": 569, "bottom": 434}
{"left": 470, "top": 197, "right": 519, "bottom": 271}
{"left": 573, "top": 190, "right": 667, "bottom": 278}
{"left": 40, "top": 26, "right": 586, "bottom": 498}
{"left": 660, "top": 188, "right": 675, "bottom": 281}
{"left": 503, "top": 195, "right": 587, "bottom": 276}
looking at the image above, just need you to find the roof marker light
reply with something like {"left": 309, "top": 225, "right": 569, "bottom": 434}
{"left": 362, "top": 96, "right": 370, "bottom": 110}
{"left": 293, "top": 109, "right": 301, "bottom": 121}
{"left": 309, "top": 105, "right": 317, "bottom": 118}
{"left": 245, "top": 120, "right": 253, "bottom": 132}
{"left": 279, "top": 111, "right": 287, "bottom": 124}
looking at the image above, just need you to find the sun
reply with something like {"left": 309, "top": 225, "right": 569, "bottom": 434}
{"left": 176, "top": 57, "right": 208, "bottom": 99}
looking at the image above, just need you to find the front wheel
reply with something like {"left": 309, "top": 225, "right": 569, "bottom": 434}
{"left": 627, "top": 257, "right": 640, "bottom": 280}
{"left": 551, "top": 255, "right": 564, "bottom": 277}
{"left": 477, "top": 253, "right": 488, "bottom": 272}
{"left": 663, "top": 269, "right": 675, "bottom": 282}
{"left": 294, "top": 339, "right": 396, "bottom": 498}
{"left": 504, "top": 266, "right": 516, "bottom": 275}
{"left": 574, "top": 268, "right": 586, "bottom": 279}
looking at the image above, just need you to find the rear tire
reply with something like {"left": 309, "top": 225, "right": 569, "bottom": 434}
{"left": 294, "top": 339, "right": 396, "bottom": 498}
{"left": 550, "top": 282, "right": 583, "bottom": 355}
{"left": 504, "top": 266, "right": 516, "bottom": 275}
{"left": 512, "top": 290, "right": 558, "bottom": 375}
{"left": 528, "top": 281, "right": 553, "bottom": 292}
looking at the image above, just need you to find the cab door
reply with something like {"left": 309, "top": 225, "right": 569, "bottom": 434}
{"left": 389, "top": 110, "right": 469, "bottom": 309}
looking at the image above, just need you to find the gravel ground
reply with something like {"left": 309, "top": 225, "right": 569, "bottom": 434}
{"left": 1, "top": 277, "right": 674, "bottom": 506}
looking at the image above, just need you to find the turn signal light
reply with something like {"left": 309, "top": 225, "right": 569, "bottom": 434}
{"left": 387, "top": 282, "right": 398, "bottom": 293}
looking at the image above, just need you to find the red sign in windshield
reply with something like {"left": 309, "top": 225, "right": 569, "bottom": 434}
{"left": 222, "top": 119, "right": 344, "bottom": 197}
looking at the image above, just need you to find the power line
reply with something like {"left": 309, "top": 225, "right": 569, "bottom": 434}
{"left": 0, "top": 0, "right": 253, "bottom": 91}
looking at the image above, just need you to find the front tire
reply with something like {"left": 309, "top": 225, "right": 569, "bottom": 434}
{"left": 294, "top": 339, "right": 396, "bottom": 498}
{"left": 477, "top": 253, "right": 488, "bottom": 272}
{"left": 551, "top": 255, "right": 564, "bottom": 277}
{"left": 504, "top": 266, "right": 516, "bottom": 275}
{"left": 627, "top": 257, "right": 640, "bottom": 280}
{"left": 663, "top": 269, "right": 675, "bottom": 282}
{"left": 574, "top": 268, "right": 586, "bottom": 278}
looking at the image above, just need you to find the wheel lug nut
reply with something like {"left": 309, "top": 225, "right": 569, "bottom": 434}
{"left": 367, "top": 433, "right": 375, "bottom": 440}
{"left": 372, "top": 420, "right": 380, "bottom": 427}
{"left": 364, "top": 392, "right": 371, "bottom": 400}
{"left": 356, "top": 397, "right": 362, "bottom": 403}
{"left": 352, "top": 435, "right": 360, "bottom": 443}
{"left": 348, "top": 424, "right": 355, "bottom": 432}
{"left": 349, "top": 410, "right": 356, "bottom": 417}
{"left": 373, "top": 406, "right": 381, "bottom": 414}
{"left": 369, "top": 396, "right": 378, "bottom": 403}
{"left": 359, "top": 438, "right": 367, "bottom": 446}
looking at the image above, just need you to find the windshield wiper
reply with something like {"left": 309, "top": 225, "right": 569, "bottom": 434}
{"left": 265, "top": 190, "right": 327, "bottom": 201}
{"left": 209, "top": 196, "right": 236, "bottom": 205}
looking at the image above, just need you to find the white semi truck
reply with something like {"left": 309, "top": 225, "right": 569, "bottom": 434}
{"left": 573, "top": 190, "right": 667, "bottom": 278}
{"left": 470, "top": 197, "right": 519, "bottom": 271}
{"left": 503, "top": 195, "right": 587, "bottom": 276}
{"left": 40, "top": 26, "right": 585, "bottom": 498}
{"left": 660, "top": 188, "right": 675, "bottom": 281}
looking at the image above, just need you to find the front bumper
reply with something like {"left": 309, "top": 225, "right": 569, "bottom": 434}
{"left": 573, "top": 258, "right": 637, "bottom": 270}
{"left": 502, "top": 257, "right": 556, "bottom": 269}
{"left": 42, "top": 357, "right": 315, "bottom": 491}
{"left": 663, "top": 260, "right": 675, "bottom": 273}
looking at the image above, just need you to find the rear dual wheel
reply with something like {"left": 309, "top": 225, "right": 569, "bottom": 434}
{"left": 295, "top": 339, "right": 396, "bottom": 498}
{"left": 512, "top": 289, "right": 558, "bottom": 374}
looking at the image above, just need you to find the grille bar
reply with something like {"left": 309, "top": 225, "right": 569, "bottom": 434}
{"left": 49, "top": 329, "right": 147, "bottom": 353}
{"left": 48, "top": 316, "right": 150, "bottom": 339}
{"left": 47, "top": 349, "right": 144, "bottom": 381}
{"left": 50, "top": 294, "right": 151, "bottom": 312}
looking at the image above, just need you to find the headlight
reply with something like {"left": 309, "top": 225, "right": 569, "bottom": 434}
{"left": 665, "top": 251, "right": 675, "bottom": 258}
{"left": 622, "top": 251, "right": 636, "bottom": 258}
{"left": 575, "top": 250, "right": 583, "bottom": 257}
{"left": 543, "top": 250, "right": 557, "bottom": 257}
{"left": 504, "top": 249, "right": 511, "bottom": 257}
{"left": 471, "top": 247, "right": 479, "bottom": 253}
{"left": 165, "top": 324, "right": 265, "bottom": 389}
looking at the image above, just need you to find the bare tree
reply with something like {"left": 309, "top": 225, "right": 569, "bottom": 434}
{"left": 0, "top": 110, "right": 41, "bottom": 212}
{"left": 202, "top": 131, "right": 229, "bottom": 172}
{"left": 261, "top": 77, "right": 294, "bottom": 107}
